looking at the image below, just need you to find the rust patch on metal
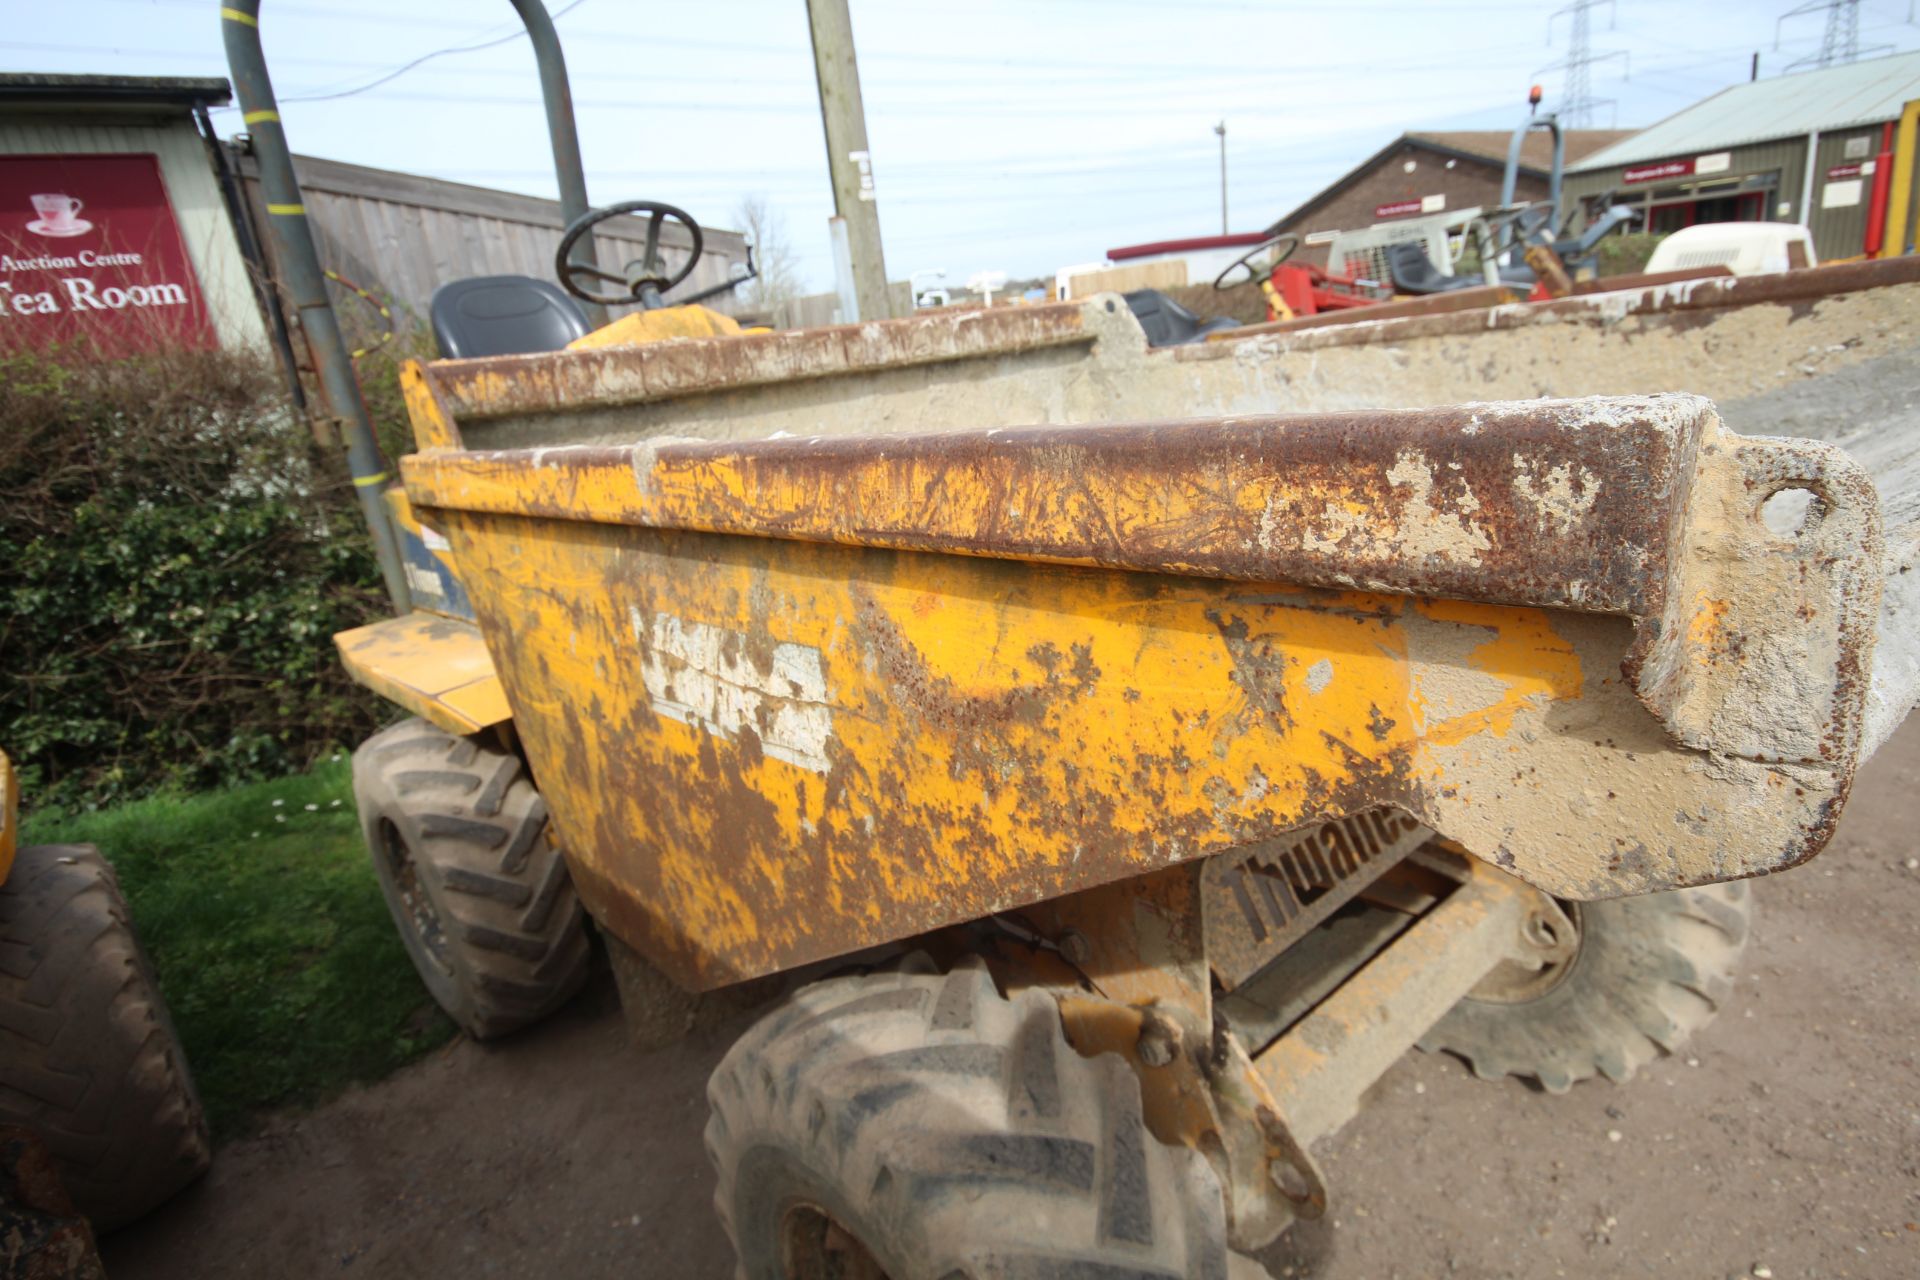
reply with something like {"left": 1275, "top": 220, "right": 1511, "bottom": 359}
{"left": 409, "top": 395, "right": 1705, "bottom": 618}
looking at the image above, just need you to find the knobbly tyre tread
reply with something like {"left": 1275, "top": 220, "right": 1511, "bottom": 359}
{"left": 1419, "top": 881, "right": 1753, "bottom": 1093}
{"left": 352, "top": 718, "right": 591, "bottom": 1039}
{"left": 706, "top": 957, "right": 1262, "bottom": 1280}
{"left": 0, "top": 843, "right": 210, "bottom": 1231}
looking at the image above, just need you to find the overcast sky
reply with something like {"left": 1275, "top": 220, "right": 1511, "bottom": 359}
{"left": 17, "top": 0, "right": 1920, "bottom": 294}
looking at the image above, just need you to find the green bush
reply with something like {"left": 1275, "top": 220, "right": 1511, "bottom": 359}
{"left": 1, "top": 346, "right": 388, "bottom": 811}
{"left": 1593, "top": 232, "right": 1668, "bottom": 278}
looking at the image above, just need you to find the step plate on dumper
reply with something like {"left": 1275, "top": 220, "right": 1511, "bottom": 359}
{"left": 399, "top": 383, "right": 1883, "bottom": 991}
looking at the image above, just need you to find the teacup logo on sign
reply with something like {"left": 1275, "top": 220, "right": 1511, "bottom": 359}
{"left": 27, "top": 193, "right": 92, "bottom": 238}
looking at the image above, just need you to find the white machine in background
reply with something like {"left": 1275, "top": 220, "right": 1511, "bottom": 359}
{"left": 1646, "top": 223, "right": 1819, "bottom": 277}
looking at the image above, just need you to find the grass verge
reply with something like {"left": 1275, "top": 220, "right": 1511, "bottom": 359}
{"left": 20, "top": 758, "right": 454, "bottom": 1138}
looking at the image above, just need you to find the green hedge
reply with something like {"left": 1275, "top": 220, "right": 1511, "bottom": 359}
{"left": 2, "top": 346, "right": 388, "bottom": 812}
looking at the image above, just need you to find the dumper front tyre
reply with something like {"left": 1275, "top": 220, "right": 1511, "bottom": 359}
{"left": 1419, "top": 882, "right": 1752, "bottom": 1093}
{"left": 352, "top": 719, "right": 591, "bottom": 1040}
{"left": 0, "top": 843, "right": 210, "bottom": 1232}
{"left": 705, "top": 959, "right": 1249, "bottom": 1280}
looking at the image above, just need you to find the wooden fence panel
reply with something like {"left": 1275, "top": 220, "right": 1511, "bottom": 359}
{"left": 234, "top": 147, "right": 750, "bottom": 338}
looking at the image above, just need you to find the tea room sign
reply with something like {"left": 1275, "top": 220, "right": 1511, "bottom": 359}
{"left": 0, "top": 153, "right": 216, "bottom": 356}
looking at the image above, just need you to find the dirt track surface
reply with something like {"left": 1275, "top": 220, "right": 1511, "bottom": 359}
{"left": 107, "top": 717, "right": 1920, "bottom": 1279}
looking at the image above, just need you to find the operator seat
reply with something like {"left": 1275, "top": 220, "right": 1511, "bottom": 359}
{"left": 1122, "top": 289, "right": 1240, "bottom": 347}
{"left": 1385, "top": 243, "right": 1537, "bottom": 296}
{"left": 430, "top": 275, "right": 591, "bottom": 359}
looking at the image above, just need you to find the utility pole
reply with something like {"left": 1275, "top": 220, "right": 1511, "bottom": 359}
{"left": 806, "top": 0, "right": 893, "bottom": 322}
{"left": 1215, "top": 120, "right": 1228, "bottom": 233}
{"left": 1542, "top": 0, "right": 1627, "bottom": 128}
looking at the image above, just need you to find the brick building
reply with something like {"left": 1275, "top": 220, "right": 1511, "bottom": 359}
{"left": 1266, "top": 129, "right": 1634, "bottom": 267}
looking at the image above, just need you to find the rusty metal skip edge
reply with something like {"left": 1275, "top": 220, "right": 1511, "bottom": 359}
{"left": 382, "top": 318, "right": 1881, "bottom": 995}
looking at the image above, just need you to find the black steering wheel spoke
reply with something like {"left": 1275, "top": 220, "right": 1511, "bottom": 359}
{"left": 569, "top": 262, "right": 629, "bottom": 286}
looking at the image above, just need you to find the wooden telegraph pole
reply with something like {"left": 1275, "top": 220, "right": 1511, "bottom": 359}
{"left": 806, "top": 0, "right": 894, "bottom": 322}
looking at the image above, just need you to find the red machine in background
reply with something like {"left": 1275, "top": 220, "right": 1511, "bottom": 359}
{"left": 1214, "top": 234, "right": 1389, "bottom": 321}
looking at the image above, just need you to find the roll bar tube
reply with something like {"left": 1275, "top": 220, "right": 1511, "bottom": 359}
{"left": 220, "top": 0, "right": 607, "bottom": 612}
{"left": 1499, "top": 110, "right": 1564, "bottom": 256}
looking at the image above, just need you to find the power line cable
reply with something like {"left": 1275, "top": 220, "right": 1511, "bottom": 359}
{"left": 276, "top": 0, "right": 593, "bottom": 104}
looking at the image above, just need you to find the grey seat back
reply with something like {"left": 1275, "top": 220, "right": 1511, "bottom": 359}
{"left": 1122, "top": 288, "right": 1240, "bottom": 347}
{"left": 430, "top": 275, "right": 591, "bottom": 359}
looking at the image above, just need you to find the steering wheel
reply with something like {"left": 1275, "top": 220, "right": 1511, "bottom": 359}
{"left": 554, "top": 200, "right": 704, "bottom": 306}
{"left": 1214, "top": 233, "right": 1300, "bottom": 290}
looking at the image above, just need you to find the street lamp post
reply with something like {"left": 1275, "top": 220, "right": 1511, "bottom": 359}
{"left": 1215, "top": 120, "right": 1228, "bottom": 233}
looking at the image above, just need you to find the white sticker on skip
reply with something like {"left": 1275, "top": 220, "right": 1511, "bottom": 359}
{"left": 633, "top": 609, "right": 833, "bottom": 772}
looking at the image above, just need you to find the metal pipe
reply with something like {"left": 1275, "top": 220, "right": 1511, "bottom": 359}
{"left": 192, "top": 100, "right": 306, "bottom": 415}
{"left": 1500, "top": 110, "right": 1563, "bottom": 255}
{"left": 1548, "top": 117, "right": 1565, "bottom": 223}
{"left": 220, "top": 0, "right": 412, "bottom": 613}
{"left": 1798, "top": 128, "right": 1821, "bottom": 227}
{"left": 507, "top": 0, "right": 607, "bottom": 329}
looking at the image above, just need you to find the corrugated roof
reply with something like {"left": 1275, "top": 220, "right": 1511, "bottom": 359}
{"left": 1572, "top": 49, "right": 1920, "bottom": 172}
{"left": 1266, "top": 128, "right": 1637, "bottom": 234}
{"left": 1410, "top": 129, "right": 1636, "bottom": 172}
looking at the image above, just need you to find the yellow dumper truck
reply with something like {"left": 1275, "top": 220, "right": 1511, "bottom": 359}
{"left": 330, "top": 253, "right": 1920, "bottom": 1274}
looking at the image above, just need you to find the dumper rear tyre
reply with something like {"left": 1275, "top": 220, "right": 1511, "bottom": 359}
{"left": 1419, "top": 882, "right": 1752, "bottom": 1093}
{"left": 705, "top": 958, "right": 1249, "bottom": 1280}
{"left": 0, "top": 843, "right": 210, "bottom": 1232}
{"left": 352, "top": 719, "right": 592, "bottom": 1040}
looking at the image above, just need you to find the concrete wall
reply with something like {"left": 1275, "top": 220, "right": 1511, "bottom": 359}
{"left": 0, "top": 107, "right": 269, "bottom": 351}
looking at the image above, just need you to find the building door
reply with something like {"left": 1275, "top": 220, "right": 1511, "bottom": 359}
{"left": 1646, "top": 189, "right": 1767, "bottom": 234}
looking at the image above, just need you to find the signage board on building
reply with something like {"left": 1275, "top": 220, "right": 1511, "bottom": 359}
{"left": 1825, "top": 160, "right": 1876, "bottom": 181}
{"left": 1823, "top": 178, "right": 1864, "bottom": 209}
{"left": 1623, "top": 151, "right": 1731, "bottom": 185}
{"left": 0, "top": 153, "right": 215, "bottom": 356}
{"left": 1373, "top": 193, "right": 1445, "bottom": 221}
{"left": 1624, "top": 158, "right": 1693, "bottom": 185}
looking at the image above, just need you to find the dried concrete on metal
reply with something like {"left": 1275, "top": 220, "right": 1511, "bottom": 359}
{"left": 1718, "top": 348, "right": 1920, "bottom": 758}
